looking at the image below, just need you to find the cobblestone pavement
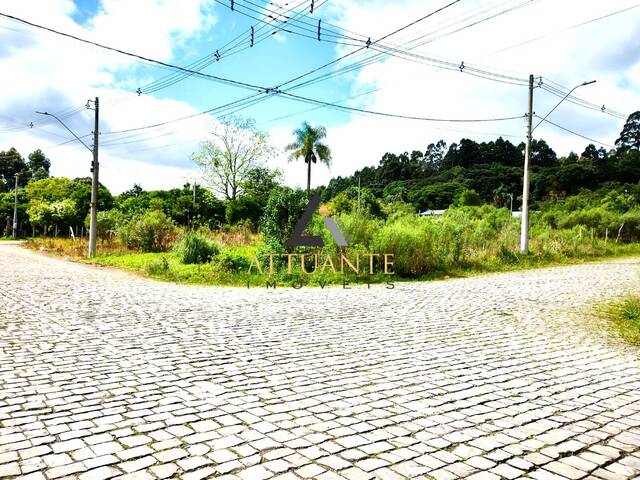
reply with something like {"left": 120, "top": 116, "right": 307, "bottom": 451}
{"left": 2, "top": 245, "right": 640, "bottom": 480}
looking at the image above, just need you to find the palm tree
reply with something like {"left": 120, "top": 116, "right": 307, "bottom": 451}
{"left": 285, "top": 122, "right": 332, "bottom": 196}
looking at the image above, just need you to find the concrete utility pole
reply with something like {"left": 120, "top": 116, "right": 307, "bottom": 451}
{"left": 88, "top": 97, "right": 99, "bottom": 257}
{"left": 520, "top": 74, "right": 534, "bottom": 254}
{"left": 12, "top": 173, "right": 19, "bottom": 239}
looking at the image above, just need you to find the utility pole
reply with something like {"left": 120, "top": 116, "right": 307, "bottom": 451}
{"left": 12, "top": 173, "right": 19, "bottom": 239}
{"left": 88, "top": 97, "right": 99, "bottom": 257}
{"left": 520, "top": 74, "right": 534, "bottom": 254}
{"left": 192, "top": 180, "right": 197, "bottom": 227}
{"left": 357, "top": 176, "right": 361, "bottom": 212}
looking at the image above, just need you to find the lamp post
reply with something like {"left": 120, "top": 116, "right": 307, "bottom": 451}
{"left": 36, "top": 107, "right": 99, "bottom": 256}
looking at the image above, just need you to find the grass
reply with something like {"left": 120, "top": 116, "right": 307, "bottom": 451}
{"left": 23, "top": 236, "right": 640, "bottom": 288}
{"left": 597, "top": 296, "right": 640, "bottom": 346}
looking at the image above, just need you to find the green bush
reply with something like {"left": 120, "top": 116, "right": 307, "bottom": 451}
{"left": 145, "top": 256, "right": 169, "bottom": 275}
{"left": 260, "top": 188, "right": 308, "bottom": 249}
{"left": 215, "top": 251, "right": 251, "bottom": 273}
{"left": 84, "top": 209, "right": 124, "bottom": 237}
{"left": 117, "top": 210, "right": 176, "bottom": 252}
{"left": 174, "top": 231, "right": 220, "bottom": 264}
{"left": 225, "top": 196, "right": 262, "bottom": 227}
{"left": 373, "top": 215, "right": 438, "bottom": 276}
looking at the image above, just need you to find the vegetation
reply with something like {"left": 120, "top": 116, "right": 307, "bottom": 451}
{"left": 8, "top": 110, "right": 640, "bottom": 286}
{"left": 597, "top": 296, "right": 640, "bottom": 345}
{"left": 286, "top": 121, "right": 332, "bottom": 195}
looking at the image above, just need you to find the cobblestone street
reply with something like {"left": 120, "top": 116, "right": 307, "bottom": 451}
{"left": 1, "top": 244, "right": 640, "bottom": 480}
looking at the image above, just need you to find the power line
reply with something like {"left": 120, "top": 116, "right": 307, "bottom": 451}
{"left": 533, "top": 114, "right": 615, "bottom": 148}
{"left": 491, "top": 3, "right": 640, "bottom": 54}
{"left": 0, "top": 11, "right": 266, "bottom": 92}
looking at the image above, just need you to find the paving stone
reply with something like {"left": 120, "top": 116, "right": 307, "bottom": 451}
{"left": 3, "top": 245, "right": 640, "bottom": 480}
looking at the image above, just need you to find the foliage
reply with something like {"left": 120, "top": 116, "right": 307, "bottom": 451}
{"left": 598, "top": 296, "right": 640, "bottom": 345}
{"left": 615, "top": 110, "right": 640, "bottom": 154}
{"left": 117, "top": 210, "right": 176, "bottom": 252}
{"left": 215, "top": 250, "right": 251, "bottom": 273}
{"left": 173, "top": 231, "right": 220, "bottom": 264}
{"left": 225, "top": 196, "right": 262, "bottom": 227}
{"left": 85, "top": 209, "right": 125, "bottom": 237}
{"left": 286, "top": 121, "right": 331, "bottom": 193}
{"left": 193, "top": 116, "right": 275, "bottom": 200}
{"left": 260, "top": 187, "right": 308, "bottom": 249}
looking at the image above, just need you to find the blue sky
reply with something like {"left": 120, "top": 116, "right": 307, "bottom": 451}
{"left": 0, "top": 0, "right": 639, "bottom": 193}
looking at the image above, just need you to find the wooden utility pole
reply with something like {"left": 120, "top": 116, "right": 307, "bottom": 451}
{"left": 88, "top": 97, "right": 99, "bottom": 257}
{"left": 520, "top": 74, "right": 534, "bottom": 253}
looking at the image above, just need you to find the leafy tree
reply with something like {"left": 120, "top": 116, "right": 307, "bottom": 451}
{"left": 193, "top": 117, "right": 274, "bottom": 200}
{"left": 28, "top": 149, "right": 51, "bottom": 180}
{"left": 285, "top": 121, "right": 332, "bottom": 195}
{"left": 240, "top": 167, "right": 282, "bottom": 207}
{"left": 0, "top": 148, "right": 30, "bottom": 190}
{"left": 26, "top": 177, "right": 71, "bottom": 203}
{"left": 615, "top": 111, "right": 640, "bottom": 154}
{"left": 456, "top": 189, "right": 483, "bottom": 206}
{"left": 225, "top": 196, "right": 262, "bottom": 227}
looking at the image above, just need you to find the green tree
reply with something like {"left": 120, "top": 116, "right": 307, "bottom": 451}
{"left": 615, "top": 111, "right": 640, "bottom": 154}
{"left": 0, "top": 147, "right": 29, "bottom": 190}
{"left": 240, "top": 167, "right": 282, "bottom": 207}
{"left": 27, "top": 149, "right": 51, "bottom": 180}
{"left": 285, "top": 122, "right": 332, "bottom": 196}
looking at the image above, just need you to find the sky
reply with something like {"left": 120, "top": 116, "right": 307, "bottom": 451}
{"left": 0, "top": 0, "right": 639, "bottom": 194}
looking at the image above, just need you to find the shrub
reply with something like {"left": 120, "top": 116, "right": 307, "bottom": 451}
{"left": 84, "top": 209, "right": 124, "bottom": 237}
{"left": 174, "top": 231, "right": 220, "bottom": 264}
{"left": 145, "top": 256, "right": 169, "bottom": 275}
{"left": 261, "top": 188, "right": 308, "bottom": 249}
{"left": 373, "top": 215, "right": 438, "bottom": 277}
{"left": 225, "top": 196, "right": 262, "bottom": 227}
{"left": 215, "top": 251, "right": 251, "bottom": 273}
{"left": 117, "top": 210, "right": 176, "bottom": 252}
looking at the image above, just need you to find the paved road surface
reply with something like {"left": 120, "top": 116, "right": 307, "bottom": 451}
{"left": 1, "top": 244, "right": 640, "bottom": 480}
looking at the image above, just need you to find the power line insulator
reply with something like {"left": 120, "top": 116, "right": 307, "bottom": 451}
{"left": 601, "top": 105, "right": 606, "bottom": 112}
{"left": 310, "top": 0, "right": 314, "bottom": 13}
{"left": 317, "top": 19, "right": 321, "bottom": 41}
{"left": 366, "top": 37, "right": 371, "bottom": 48}
{"left": 136, "top": 87, "right": 142, "bottom": 96}
{"left": 231, "top": 0, "right": 234, "bottom": 11}
{"left": 250, "top": 26, "right": 254, "bottom": 47}
{"left": 214, "top": 50, "right": 221, "bottom": 61}
{"left": 459, "top": 61, "right": 465, "bottom": 72}
{"left": 29, "top": 122, "right": 33, "bottom": 128}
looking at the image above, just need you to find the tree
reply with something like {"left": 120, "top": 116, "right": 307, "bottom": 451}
{"left": 28, "top": 149, "right": 51, "bottom": 180}
{"left": 285, "top": 121, "right": 332, "bottom": 195}
{"left": 193, "top": 117, "right": 274, "bottom": 200}
{"left": 240, "top": 167, "right": 283, "bottom": 207}
{"left": 615, "top": 111, "right": 640, "bottom": 154}
{"left": 0, "top": 147, "right": 29, "bottom": 190}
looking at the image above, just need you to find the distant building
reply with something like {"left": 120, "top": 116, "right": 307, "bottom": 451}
{"left": 419, "top": 209, "right": 446, "bottom": 216}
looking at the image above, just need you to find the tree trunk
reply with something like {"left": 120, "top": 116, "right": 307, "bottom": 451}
{"left": 306, "top": 159, "right": 312, "bottom": 197}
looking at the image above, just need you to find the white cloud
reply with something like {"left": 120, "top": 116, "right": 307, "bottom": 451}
{"left": 0, "top": 0, "right": 638, "bottom": 194}
{"left": 267, "top": 0, "right": 640, "bottom": 189}
{"left": 0, "top": 0, "right": 216, "bottom": 192}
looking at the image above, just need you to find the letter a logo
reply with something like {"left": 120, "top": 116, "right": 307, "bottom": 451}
{"left": 286, "top": 193, "right": 349, "bottom": 247}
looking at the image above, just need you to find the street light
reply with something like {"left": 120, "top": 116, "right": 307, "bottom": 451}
{"left": 520, "top": 79, "right": 596, "bottom": 253}
{"left": 35, "top": 111, "right": 92, "bottom": 153}
{"left": 36, "top": 107, "right": 99, "bottom": 257}
{"left": 533, "top": 80, "right": 596, "bottom": 132}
